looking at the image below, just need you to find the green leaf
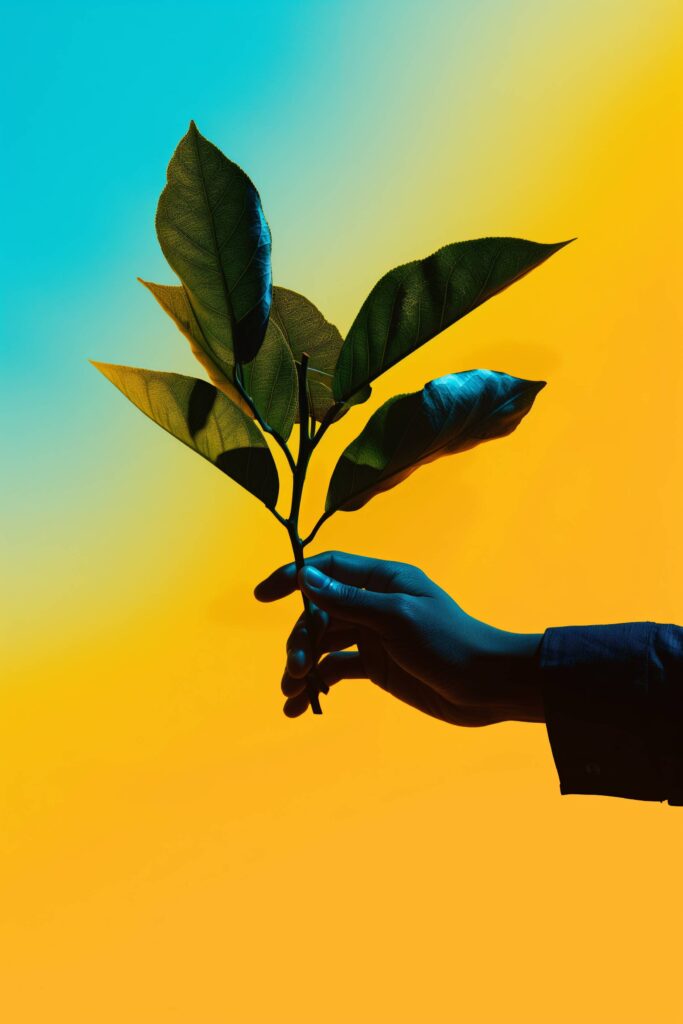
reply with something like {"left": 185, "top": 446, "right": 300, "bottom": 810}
{"left": 139, "top": 277, "right": 297, "bottom": 438}
{"left": 138, "top": 278, "right": 248, "bottom": 410}
{"left": 92, "top": 362, "right": 279, "bottom": 508}
{"left": 156, "top": 121, "right": 272, "bottom": 366}
{"left": 266, "top": 287, "right": 370, "bottom": 422}
{"left": 326, "top": 369, "right": 545, "bottom": 513}
{"left": 333, "top": 237, "right": 571, "bottom": 401}
{"left": 241, "top": 315, "right": 298, "bottom": 440}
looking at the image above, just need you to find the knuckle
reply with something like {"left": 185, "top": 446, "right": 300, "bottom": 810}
{"left": 397, "top": 563, "right": 428, "bottom": 589}
{"left": 388, "top": 593, "right": 417, "bottom": 626}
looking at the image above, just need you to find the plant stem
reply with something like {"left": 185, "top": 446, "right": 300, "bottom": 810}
{"left": 301, "top": 509, "right": 332, "bottom": 549}
{"left": 289, "top": 353, "right": 323, "bottom": 715}
{"left": 311, "top": 401, "right": 343, "bottom": 450}
{"left": 237, "top": 354, "right": 326, "bottom": 712}
{"left": 287, "top": 525, "right": 324, "bottom": 715}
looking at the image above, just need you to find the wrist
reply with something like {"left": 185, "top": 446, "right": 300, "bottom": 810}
{"left": 470, "top": 624, "right": 545, "bottom": 724}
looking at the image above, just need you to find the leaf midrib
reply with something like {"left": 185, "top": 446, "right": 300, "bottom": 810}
{"left": 192, "top": 129, "right": 237, "bottom": 354}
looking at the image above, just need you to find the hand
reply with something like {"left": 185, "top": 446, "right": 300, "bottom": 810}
{"left": 255, "top": 551, "right": 544, "bottom": 725}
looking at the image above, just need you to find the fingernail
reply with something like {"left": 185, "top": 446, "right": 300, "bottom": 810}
{"left": 300, "top": 566, "right": 326, "bottom": 589}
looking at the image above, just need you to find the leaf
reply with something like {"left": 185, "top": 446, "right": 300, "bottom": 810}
{"left": 92, "top": 362, "right": 279, "bottom": 508}
{"left": 138, "top": 278, "right": 249, "bottom": 411}
{"left": 139, "top": 277, "right": 297, "bottom": 437}
{"left": 241, "top": 316, "right": 298, "bottom": 440}
{"left": 266, "top": 287, "right": 371, "bottom": 422}
{"left": 333, "top": 237, "right": 571, "bottom": 401}
{"left": 156, "top": 121, "right": 272, "bottom": 366}
{"left": 326, "top": 369, "right": 545, "bottom": 513}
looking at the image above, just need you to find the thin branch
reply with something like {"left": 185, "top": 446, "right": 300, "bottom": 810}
{"left": 301, "top": 509, "right": 333, "bottom": 549}
{"left": 311, "top": 401, "right": 343, "bottom": 450}
{"left": 268, "top": 506, "right": 289, "bottom": 529}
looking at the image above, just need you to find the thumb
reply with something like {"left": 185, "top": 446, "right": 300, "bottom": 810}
{"left": 298, "top": 565, "right": 393, "bottom": 629}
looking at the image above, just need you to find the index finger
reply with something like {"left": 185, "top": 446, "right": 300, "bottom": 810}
{"left": 253, "top": 551, "right": 406, "bottom": 602}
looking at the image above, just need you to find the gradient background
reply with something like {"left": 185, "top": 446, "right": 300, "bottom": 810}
{"left": 2, "top": 1, "right": 683, "bottom": 1020}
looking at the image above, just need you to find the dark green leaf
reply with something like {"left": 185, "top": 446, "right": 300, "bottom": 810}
{"left": 156, "top": 121, "right": 272, "bottom": 366}
{"left": 326, "top": 369, "right": 545, "bottom": 513}
{"left": 333, "top": 237, "right": 571, "bottom": 401}
{"left": 92, "top": 362, "right": 279, "bottom": 508}
{"left": 267, "top": 287, "right": 370, "bottom": 422}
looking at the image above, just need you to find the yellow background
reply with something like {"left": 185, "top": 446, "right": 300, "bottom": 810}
{"left": 2, "top": 2, "right": 683, "bottom": 1020}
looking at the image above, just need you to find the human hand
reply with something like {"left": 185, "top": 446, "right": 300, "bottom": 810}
{"left": 255, "top": 551, "right": 544, "bottom": 725}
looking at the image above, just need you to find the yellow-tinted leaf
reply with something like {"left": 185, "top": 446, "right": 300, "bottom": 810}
{"left": 138, "top": 278, "right": 251, "bottom": 412}
{"left": 92, "top": 362, "right": 279, "bottom": 508}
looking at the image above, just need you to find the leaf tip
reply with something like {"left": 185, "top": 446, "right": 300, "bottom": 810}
{"left": 523, "top": 378, "right": 547, "bottom": 399}
{"left": 89, "top": 359, "right": 111, "bottom": 378}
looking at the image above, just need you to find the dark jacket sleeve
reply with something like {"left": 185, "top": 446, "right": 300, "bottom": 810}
{"left": 539, "top": 622, "right": 683, "bottom": 803}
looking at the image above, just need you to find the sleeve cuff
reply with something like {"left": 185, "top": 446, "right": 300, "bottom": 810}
{"left": 540, "top": 622, "right": 667, "bottom": 802}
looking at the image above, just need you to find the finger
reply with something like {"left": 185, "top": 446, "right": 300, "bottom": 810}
{"left": 282, "top": 652, "right": 368, "bottom": 714}
{"left": 283, "top": 690, "right": 311, "bottom": 718}
{"left": 285, "top": 609, "right": 351, "bottom": 652}
{"left": 281, "top": 668, "right": 307, "bottom": 698}
{"left": 287, "top": 624, "right": 358, "bottom": 678}
{"left": 298, "top": 565, "right": 397, "bottom": 629}
{"left": 317, "top": 651, "right": 367, "bottom": 686}
{"left": 281, "top": 665, "right": 333, "bottom": 704}
{"left": 286, "top": 606, "right": 329, "bottom": 676}
{"left": 285, "top": 633, "right": 358, "bottom": 685}
{"left": 255, "top": 551, "right": 413, "bottom": 602}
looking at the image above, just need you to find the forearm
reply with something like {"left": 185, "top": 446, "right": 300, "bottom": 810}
{"left": 540, "top": 621, "right": 683, "bottom": 803}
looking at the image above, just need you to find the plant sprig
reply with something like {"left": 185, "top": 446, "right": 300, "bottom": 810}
{"left": 93, "top": 122, "right": 571, "bottom": 714}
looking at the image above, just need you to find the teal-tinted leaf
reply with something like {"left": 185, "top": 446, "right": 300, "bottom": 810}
{"left": 333, "top": 237, "right": 570, "bottom": 401}
{"left": 92, "top": 362, "right": 279, "bottom": 508}
{"left": 241, "top": 317, "right": 298, "bottom": 440}
{"left": 267, "top": 286, "right": 370, "bottom": 422}
{"left": 156, "top": 121, "right": 272, "bottom": 366}
{"left": 326, "top": 369, "right": 545, "bottom": 513}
